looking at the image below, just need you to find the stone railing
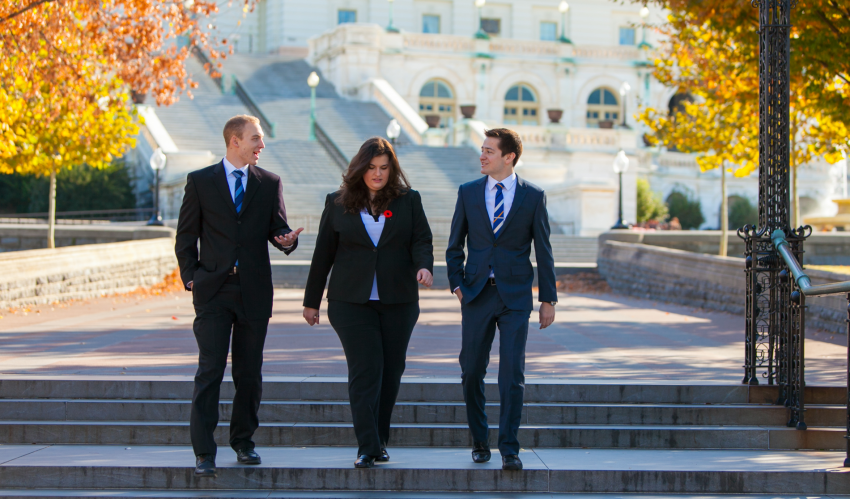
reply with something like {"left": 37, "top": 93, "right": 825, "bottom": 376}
{"left": 368, "top": 78, "right": 428, "bottom": 145}
{"left": 509, "top": 126, "right": 639, "bottom": 151}
{"left": 573, "top": 45, "right": 641, "bottom": 60}
{"left": 0, "top": 224, "right": 176, "bottom": 252}
{"left": 403, "top": 33, "right": 475, "bottom": 53}
{"left": 597, "top": 240, "right": 850, "bottom": 334}
{"left": 0, "top": 238, "right": 177, "bottom": 309}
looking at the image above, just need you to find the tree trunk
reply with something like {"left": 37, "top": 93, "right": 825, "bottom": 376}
{"left": 47, "top": 167, "right": 57, "bottom": 249}
{"left": 719, "top": 162, "right": 728, "bottom": 257}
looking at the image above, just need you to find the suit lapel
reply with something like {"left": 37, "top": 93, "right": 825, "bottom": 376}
{"left": 213, "top": 162, "right": 237, "bottom": 216}
{"left": 353, "top": 208, "right": 375, "bottom": 246}
{"left": 239, "top": 165, "right": 262, "bottom": 217}
{"left": 498, "top": 175, "right": 528, "bottom": 237}
{"left": 376, "top": 197, "right": 398, "bottom": 247}
{"left": 472, "top": 177, "right": 493, "bottom": 240}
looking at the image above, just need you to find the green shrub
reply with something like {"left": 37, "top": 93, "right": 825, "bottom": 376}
{"left": 666, "top": 187, "right": 705, "bottom": 229}
{"left": 636, "top": 178, "right": 669, "bottom": 223}
{"left": 728, "top": 196, "right": 758, "bottom": 230}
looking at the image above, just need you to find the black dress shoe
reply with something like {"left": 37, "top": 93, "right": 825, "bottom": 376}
{"left": 195, "top": 454, "right": 217, "bottom": 477}
{"left": 236, "top": 449, "right": 261, "bottom": 465}
{"left": 471, "top": 442, "right": 491, "bottom": 463}
{"left": 375, "top": 448, "right": 390, "bottom": 462}
{"left": 354, "top": 454, "right": 376, "bottom": 468}
{"left": 502, "top": 454, "right": 523, "bottom": 471}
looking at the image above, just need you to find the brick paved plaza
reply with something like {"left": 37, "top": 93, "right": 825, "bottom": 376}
{"left": 1, "top": 288, "right": 845, "bottom": 384}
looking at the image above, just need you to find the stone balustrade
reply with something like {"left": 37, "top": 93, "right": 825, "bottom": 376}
{"left": 0, "top": 238, "right": 177, "bottom": 309}
{"left": 0, "top": 224, "right": 175, "bottom": 252}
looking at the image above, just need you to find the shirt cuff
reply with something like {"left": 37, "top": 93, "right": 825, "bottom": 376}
{"left": 453, "top": 287, "right": 460, "bottom": 293}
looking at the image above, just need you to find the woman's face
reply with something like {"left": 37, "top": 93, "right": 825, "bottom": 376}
{"left": 363, "top": 154, "right": 390, "bottom": 194}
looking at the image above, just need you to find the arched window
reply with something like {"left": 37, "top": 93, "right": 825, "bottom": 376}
{"left": 586, "top": 87, "right": 619, "bottom": 127}
{"left": 419, "top": 79, "right": 456, "bottom": 128}
{"left": 504, "top": 84, "right": 539, "bottom": 126}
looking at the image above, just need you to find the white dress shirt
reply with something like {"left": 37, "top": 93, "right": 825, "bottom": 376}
{"left": 223, "top": 157, "right": 249, "bottom": 201}
{"left": 360, "top": 208, "right": 386, "bottom": 301}
{"left": 484, "top": 173, "right": 517, "bottom": 277}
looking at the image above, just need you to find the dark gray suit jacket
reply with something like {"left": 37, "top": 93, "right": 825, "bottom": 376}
{"left": 446, "top": 175, "right": 557, "bottom": 311}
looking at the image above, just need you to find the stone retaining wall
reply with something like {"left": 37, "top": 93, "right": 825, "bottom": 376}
{"left": 0, "top": 224, "right": 175, "bottom": 252}
{"left": 0, "top": 238, "right": 177, "bottom": 309}
{"left": 598, "top": 240, "right": 849, "bottom": 334}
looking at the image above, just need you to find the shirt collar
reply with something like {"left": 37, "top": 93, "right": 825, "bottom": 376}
{"left": 487, "top": 172, "right": 517, "bottom": 192}
{"left": 223, "top": 157, "right": 249, "bottom": 176}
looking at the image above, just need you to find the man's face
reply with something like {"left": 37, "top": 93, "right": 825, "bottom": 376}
{"left": 230, "top": 122, "right": 265, "bottom": 166}
{"left": 480, "top": 137, "right": 515, "bottom": 178}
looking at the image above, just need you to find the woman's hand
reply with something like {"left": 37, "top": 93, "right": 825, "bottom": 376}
{"left": 417, "top": 269, "right": 433, "bottom": 288}
{"left": 303, "top": 307, "right": 320, "bottom": 326}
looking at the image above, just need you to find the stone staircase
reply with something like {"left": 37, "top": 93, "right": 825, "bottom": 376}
{"left": 0, "top": 376, "right": 847, "bottom": 496}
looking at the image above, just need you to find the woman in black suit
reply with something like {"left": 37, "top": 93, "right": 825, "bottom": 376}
{"left": 303, "top": 137, "right": 434, "bottom": 468}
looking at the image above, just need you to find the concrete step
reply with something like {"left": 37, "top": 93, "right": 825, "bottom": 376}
{"left": 0, "top": 399, "right": 843, "bottom": 427}
{"left": 1, "top": 493, "right": 842, "bottom": 499}
{"left": 0, "top": 376, "right": 843, "bottom": 405}
{"left": 0, "top": 446, "right": 847, "bottom": 494}
{"left": 1, "top": 421, "right": 844, "bottom": 450}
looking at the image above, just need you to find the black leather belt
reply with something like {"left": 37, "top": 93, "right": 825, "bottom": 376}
{"left": 488, "top": 277, "right": 496, "bottom": 286}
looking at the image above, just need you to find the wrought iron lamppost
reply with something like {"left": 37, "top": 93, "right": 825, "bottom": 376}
{"left": 386, "top": 0, "right": 399, "bottom": 33}
{"left": 147, "top": 148, "right": 166, "bottom": 226}
{"left": 619, "top": 81, "right": 631, "bottom": 128}
{"left": 611, "top": 150, "right": 630, "bottom": 229}
{"left": 474, "top": 0, "right": 489, "bottom": 40}
{"left": 386, "top": 119, "right": 401, "bottom": 147}
{"left": 558, "top": 1, "right": 572, "bottom": 44}
{"left": 638, "top": 6, "right": 652, "bottom": 50}
{"left": 307, "top": 71, "right": 320, "bottom": 141}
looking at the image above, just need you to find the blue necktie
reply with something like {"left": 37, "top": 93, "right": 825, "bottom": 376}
{"left": 233, "top": 170, "right": 245, "bottom": 213}
{"left": 232, "top": 170, "right": 244, "bottom": 268}
{"left": 492, "top": 182, "right": 505, "bottom": 238}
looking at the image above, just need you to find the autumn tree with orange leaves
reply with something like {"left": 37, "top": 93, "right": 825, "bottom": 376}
{"left": 638, "top": 8, "right": 848, "bottom": 256}
{"left": 0, "top": 0, "right": 246, "bottom": 247}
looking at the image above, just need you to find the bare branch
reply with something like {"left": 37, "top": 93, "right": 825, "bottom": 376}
{"left": 0, "top": 0, "right": 59, "bottom": 24}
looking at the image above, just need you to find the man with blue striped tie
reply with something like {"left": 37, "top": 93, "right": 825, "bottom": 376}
{"left": 446, "top": 128, "right": 557, "bottom": 471}
{"left": 175, "top": 115, "right": 303, "bottom": 477}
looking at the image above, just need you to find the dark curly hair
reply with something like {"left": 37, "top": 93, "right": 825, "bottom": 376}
{"left": 336, "top": 137, "right": 410, "bottom": 214}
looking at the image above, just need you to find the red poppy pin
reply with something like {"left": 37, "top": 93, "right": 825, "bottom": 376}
{"left": 383, "top": 210, "right": 393, "bottom": 219}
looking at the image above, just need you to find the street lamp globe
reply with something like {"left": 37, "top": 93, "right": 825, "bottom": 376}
{"left": 307, "top": 72, "right": 320, "bottom": 88}
{"left": 475, "top": 0, "right": 486, "bottom": 7}
{"left": 559, "top": 1, "right": 569, "bottom": 13}
{"left": 619, "top": 81, "right": 631, "bottom": 97}
{"left": 613, "top": 150, "right": 629, "bottom": 174}
{"left": 149, "top": 148, "right": 167, "bottom": 171}
{"left": 640, "top": 6, "right": 649, "bottom": 19}
{"left": 386, "top": 119, "right": 401, "bottom": 143}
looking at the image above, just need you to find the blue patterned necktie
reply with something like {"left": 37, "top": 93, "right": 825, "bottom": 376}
{"left": 492, "top": 182, "right": 505, "bottom": 238}
{"left": 232, "top": 170, "right": 245, "bottom": 213}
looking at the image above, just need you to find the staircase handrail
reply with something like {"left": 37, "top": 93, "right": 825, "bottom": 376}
{"left": 315, "top": 122, "right": 349, "bottom": 171}
{"left": 191, "top": 47, "right": 224, "bottom": 92}
{"left": 772, "top": 227, "right": 850, "bottom": 468}
{"left": 772, "top": 229, "right": 850, "bottom": 296}
{"left": 231, "top": 76, "right": 277, "bottom": 139}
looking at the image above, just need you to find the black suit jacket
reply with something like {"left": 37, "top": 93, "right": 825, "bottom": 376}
{"left": 303, "top": 190, "right": 433, "bottom": 309}
{"left": 446, "top": 175, "right": 557, "bottom": 311}
{"left": 175, "top": 161, "right": 297, "bottom": 320}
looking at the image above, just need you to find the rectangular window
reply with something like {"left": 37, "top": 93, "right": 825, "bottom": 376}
{"left": 619, "top": 27, "right": 636, "bottom": 45}
{"left": 540, "top": 21, "right": 557, "bottom": 41}
{"left": 338, "top": 9, "right": 356, "bottom": 25}
{"left": 423, "top": 14, "right": 440, "bottom": 34}
{"left": 481, "top": 18, "right": 501, "bottom": 36}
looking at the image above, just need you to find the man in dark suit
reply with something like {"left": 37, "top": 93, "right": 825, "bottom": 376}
{"left": 446, "top": 128, "right": 557, "bottom": 471}
{"left": 175, "top": 115, "right": 303, "bottom": 477}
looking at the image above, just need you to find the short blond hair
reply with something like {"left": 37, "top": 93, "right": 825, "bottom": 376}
{"left": 223, "top": 115, "right": 261, "bottom": 148}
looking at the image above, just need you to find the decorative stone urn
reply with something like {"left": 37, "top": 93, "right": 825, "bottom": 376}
{"left": 131, "top": 90, "right": 147, "bottom": 104}
{"left": 598, "top": 120, "right": 615, "bottom": 129}
{"left": 424, "top": 114, "right": 441, "bottom": 128}
{"left": 547, "top": 109, "right": 563, "bottom": 124}
{"left": 460, "top": 105, "right": 476, "bottom": 119}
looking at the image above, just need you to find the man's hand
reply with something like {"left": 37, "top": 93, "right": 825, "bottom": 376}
{"left": 303, "top": 307, "right": 320, "bottom": 326}
{"left": 454, "top": 288, "right": 463, "bottom": 304}
{"left": 539, "top": 302, "right": 555, "bottom": 329}
{"left": 417, "top": 269, "right": 433, "bottom": 288}
{"left": 275, "top": 227, "right": 304, "bottom": 248}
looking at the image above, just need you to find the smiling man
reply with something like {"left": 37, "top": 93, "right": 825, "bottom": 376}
{"left": 175, "top": 115, "right": 303, "bottom": 477}
{"left": 446, "top": 128, "right": 557, "bottom": 471}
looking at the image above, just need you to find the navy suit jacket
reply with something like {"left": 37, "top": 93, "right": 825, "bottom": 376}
{"left": 446, "top": 175, "right": 557, "bottom": 311}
